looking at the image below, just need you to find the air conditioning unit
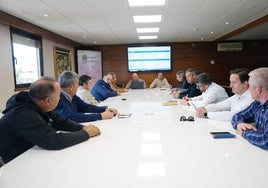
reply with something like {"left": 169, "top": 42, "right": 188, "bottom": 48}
{"left": 217, "top": 42, "right": 243, "bottom": 52}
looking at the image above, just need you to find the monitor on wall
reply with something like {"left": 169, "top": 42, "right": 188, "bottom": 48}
{"left": 127, "top": 46, "right": 171, "bottom": 72}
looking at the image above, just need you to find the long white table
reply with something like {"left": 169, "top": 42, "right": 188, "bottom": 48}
{"left": 1, "top": 89, "right": 268, "bottom": 188}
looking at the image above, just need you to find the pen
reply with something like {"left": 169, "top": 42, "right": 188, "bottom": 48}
{"left": 189, "top": 102, "right": 197, "bottom": 110}
{"left": 183, "top": 95, "right": 189, "bottom": 101}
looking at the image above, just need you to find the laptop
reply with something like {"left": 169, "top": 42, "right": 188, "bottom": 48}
{"left": 130, "top": 81, "right": 144, "bottom": 89}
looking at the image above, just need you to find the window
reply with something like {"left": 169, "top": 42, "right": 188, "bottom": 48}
{"left": 10, "top": 28, "right": 43, "bottom": 89}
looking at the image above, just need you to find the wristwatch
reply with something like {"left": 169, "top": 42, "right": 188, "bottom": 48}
{"left": 204, "top": 112, "right": 208, "bottom": 118}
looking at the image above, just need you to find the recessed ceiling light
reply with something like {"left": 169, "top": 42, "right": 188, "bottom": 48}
{"left": 128, "top": 0, "right": 166, "bottom": 6}
{"left": 44, "top": 14, "right": 49, "bottom": 17}
{"left": 139, "top": 35, "right": 158, "bottom": 40}
{"left": 192, "top": 28, "right": 198, "bottom": 31}
{"left": 93, "top": 41, "right": 97, "bottom": 44}
{"left": 210, "top": 31, "right": 214, "bottom": 34}
{"left": 137, "top": 28, "right": 159, "bottom": 33}
{"left": 201, "top": 37, "right": 204, "bottom": 40}
{"left": 225, "top": 21, "right": 229, "bottom": 25}
{"left": 83, "top": 35, "right": 87, "bottom": 38}
{"left": 133, "top": 15, "right": 162, "bottom": 23}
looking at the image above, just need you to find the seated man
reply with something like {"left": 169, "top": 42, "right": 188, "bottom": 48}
{"left": 170, "top": 70, "right": 190, "bottom": 95}
{"left": 231, "top": 67, "right": 268, "bottom": 150}
{"left": 110, "top": 72, "right": 128, "bottom": 93}
{"left": 125, "top": 72, "right": 146, "bottom": 89}
{"left": 77, "top": 74, "right": 99, "bottom": 105}
{"left": 0, "top": 76, "right": 100, "bottom": 164}
{"left": 196, "top": 68, "right": 253, "bottom": 121}
{"left": 175, "top": 70, "right": 190, "bottom": 89}
{"left": 91, "top": 72, "right": 119, "bottom": 101}
{"left": 54, "top": 71, "right": 117, "bottom": 123}
{"left": 172, "top": 68, "right": 201, "bottom": 99}
{"left": 150, "top": 72, "right": 170, "bottom": 88}
{"left": 181, "top": 72, "right": 228, "bottom": 107}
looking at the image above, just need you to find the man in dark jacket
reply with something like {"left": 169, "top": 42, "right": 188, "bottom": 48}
{"left": 0, "top": 76, "right": 100, "bottom": 164}
{"left": 91, "top": 73, "right": 119, "bottom": 101}
{"left": 172, "top": 68, "right": 202, "bottom": 99}
{"left": 54, "top": 71, "right": 118, "bottom": 123}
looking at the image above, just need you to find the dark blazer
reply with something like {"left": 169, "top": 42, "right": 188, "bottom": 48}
{"left": 179, "top": 82, "right": 202, "bottom": 98}
{"left": 54, "top": 93, "right": 107, "bottom": 123}
{"left": 178, "top": 79, "right": 190, "bottom": 89}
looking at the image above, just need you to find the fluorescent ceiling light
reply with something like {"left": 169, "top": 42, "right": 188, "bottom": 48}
{"left": 133, "top": 15, "right": 162, "bottom": 23}
{"left": 139, "top": 35, "right": 158, "bottom": 39}
{"left": 128, "top": 0, "right": 166, "bottom": 6}
{"left": 137, "top": 28, "right": 159, "bottom": 33}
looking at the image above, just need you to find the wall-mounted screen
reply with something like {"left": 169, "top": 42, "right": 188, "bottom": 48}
{"left": 128, "top": 46, "right": 171, "bottom": 72}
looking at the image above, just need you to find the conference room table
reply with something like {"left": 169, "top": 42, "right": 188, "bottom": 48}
{"left": 0, "top": 88, "right": 268, "bottom": 188}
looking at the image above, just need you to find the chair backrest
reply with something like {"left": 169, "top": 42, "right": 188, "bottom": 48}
{"left": 221, "top": 85, "right": 234, "bottom": 97}
{"left": 0, "top": 156, "right": 5, "bottom": 167}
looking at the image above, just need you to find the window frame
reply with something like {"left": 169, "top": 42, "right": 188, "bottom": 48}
{"left": 10, "top": 28, "right": 44, "bottom": 90}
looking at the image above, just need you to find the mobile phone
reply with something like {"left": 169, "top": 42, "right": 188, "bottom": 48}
{"left": 118, "top": 113, "right": 132, "bottom": 118}
{"left": 210, "top": 132, "right": 235, "bottom": 139}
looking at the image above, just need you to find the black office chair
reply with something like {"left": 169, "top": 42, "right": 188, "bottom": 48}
{"left": 0, "top": 156, "right": 5, "bottom": 168}
{"left": 221, "top": 85, "right": 234, "bottom": 97}
{"left": 116, "top": 83, "right": 124, "bottom": 88}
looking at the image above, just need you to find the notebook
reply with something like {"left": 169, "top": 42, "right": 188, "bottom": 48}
{"left": 210, "top": 132, "right": 236, "bottom": 139}
{"left": 163, "top": 100, "right": 178, "bottom": 106}
{"left": 130, "top": 81, "right": 144, "bottom": 89}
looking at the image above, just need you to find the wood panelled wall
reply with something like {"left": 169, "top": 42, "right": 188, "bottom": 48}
{"left": 84, "top": 40, "right": 268, "bottom": 87}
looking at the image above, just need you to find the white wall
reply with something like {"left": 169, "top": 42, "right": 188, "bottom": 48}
{"left": 0, "top": 23, "right": 75, "bottom": 109}
{"left": 0, "top": 24, "right": 13, "bottom": 109}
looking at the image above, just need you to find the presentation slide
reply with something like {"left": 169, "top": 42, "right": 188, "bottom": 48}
{"left": 128, "top": 46, "right": 171, "bottom": 72}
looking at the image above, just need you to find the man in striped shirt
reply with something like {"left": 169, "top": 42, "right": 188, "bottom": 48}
{"left": 231, "top": 67, "right": 268, "bottom": 150}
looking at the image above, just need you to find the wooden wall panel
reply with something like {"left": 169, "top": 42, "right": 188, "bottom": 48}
{"left": 92, "top": 40, "right": 267, "bottom": 87}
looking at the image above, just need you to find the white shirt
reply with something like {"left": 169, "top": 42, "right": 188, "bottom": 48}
{"left": 150, "top": 78, "right": 169, "bottom": 88}
{"left": 205, "top": 89, "right": 253, "bottom": 121}
{"left": 191, "top": 82, "right": 228, "bottom": 108}
{"left": 76, "top": 86, "right": 99, "bottom": 105}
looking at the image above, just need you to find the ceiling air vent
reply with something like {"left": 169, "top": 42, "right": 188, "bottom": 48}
{"left": 217, "top": 42, "right": 243, "bottom": 52}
